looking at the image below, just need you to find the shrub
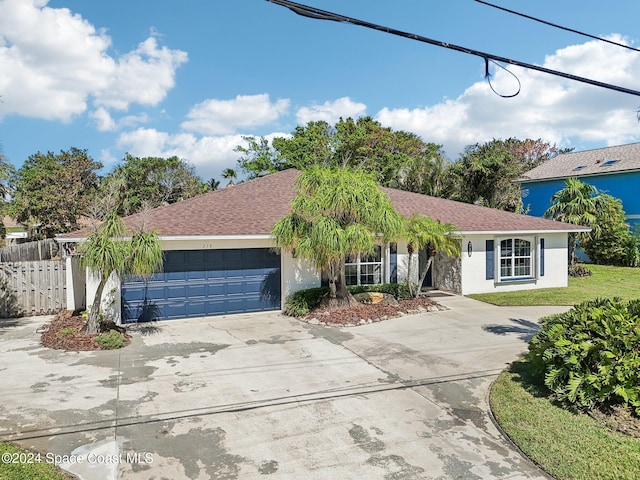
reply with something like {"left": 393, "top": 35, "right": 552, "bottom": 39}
{"left": 283, "top": 287, "right": 328, "bottom": 316}
{"left": 95, "top": 329, "right": 126, "bottom": 349}
{"left": 528, "top": 298, "right": 640, "bottom": 415}
{"left": 57, "top": 327, "right": 77, "bottom": 338}
{"left": 568, "top": 264, "right": 592, "bottom": 277}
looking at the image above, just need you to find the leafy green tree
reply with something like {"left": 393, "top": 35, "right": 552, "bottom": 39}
{"left": 271, "top": 167, "right": 404, "bottom": 306}
{"left": 79, "top": 210, "right": 163, "bottom": 333}
{"left": 236, "top": 117, "right": 444, "bottom": 190}
{"left": 394, "top": 148, "right": 450, "bottom": 197}
{"left": 449, "top": 138, "right": 558, "bottom": 212}
{"left": 582, "top": 194, "right": 639, "bottom": 266}
{"left": 100, "top": 155, "right": 207, "bottom": 216}
{"left": 403, "top": 214, "right": 461, "bottom": 297}
{"left": 10, "top": 148, "right": 102, "bottom": 238}
{"left": 544, "top": 178, "right": 602, "bottom": 265}
{"left": 0, "top": 151, "right": 14, "bottom": 240}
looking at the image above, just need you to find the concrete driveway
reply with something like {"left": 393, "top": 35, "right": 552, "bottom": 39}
{"left": 0, "top": 295, "right": 568, "bottom": 480}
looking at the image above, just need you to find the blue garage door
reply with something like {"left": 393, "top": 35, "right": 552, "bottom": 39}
{"left": 121, "top": 248, "right": 281, "bottom": 322}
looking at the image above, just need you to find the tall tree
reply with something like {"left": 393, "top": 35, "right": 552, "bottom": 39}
{"left": 580, "top": 194, "right": 638, "bottom": 266}
{"left": 236, "top": 117, "right": 444, "bottom": 189}
{"left": 403, "top": 214, "right": 461, "bottom": 297}
{"left": 271, "top": 167, "right": 404, "bottom": 306}
{"left": 79, "top": 210, "right": 163, "bottom": 333}
{"left": 448, "top": 138, "right": 558, "bottom": 212}
{"left": 100, "top": 155, "right": 207, "bottom": 216}
{"left": 207, "top": 178, "right": 220, "bottom": 191}
{"left": 0, "top": 151, "right": 14, "bottom": 240}
{"left": 10, "top": 148, "right": 102, "bottom": 238}
{"left": 221, "top": 168, "right": 238, "bottom": 186}
{"left": 544, "top": 178, "right": 600, "bottom": 264}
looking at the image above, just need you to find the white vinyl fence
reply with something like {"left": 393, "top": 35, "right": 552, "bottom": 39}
{"left": 0, "top": 260, "right": 66, "bottom": 317}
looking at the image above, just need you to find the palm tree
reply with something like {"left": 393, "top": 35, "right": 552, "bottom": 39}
{"left": 207, "top": 178, "right": 220, "bottom": 191}
{"left": 222, "top": 168, "right": 237, "bottom": 186}
{"left": 79, "top": 210, "right": 163, "bottom": 333}
{"left": 403, "top": 214, "right": 461, "bottom": 297}
{"left": 271, "top": 167, "right": 404, "bottom": 306}
{"left": 544, "top": 178, "right": 600, "bottom": 265}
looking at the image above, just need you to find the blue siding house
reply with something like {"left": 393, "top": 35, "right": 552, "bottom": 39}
{"left": 518, "top": 142, "right": 640, "bottom": 227}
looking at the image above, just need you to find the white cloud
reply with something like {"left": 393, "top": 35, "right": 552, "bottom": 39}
{"left": 296, "top": 97, "right": 367, "bottom": 125}
{"left": 0, "top": 0, "right": 186, "bottom": 122}
{"left": 116, "top": 127, "right": 290, "bottom": 180}
{"left": 90, "top": 107, "right": 149, "bottom": 132}
{"left": 180, "top": 94, "right": 290, "bottom": 135}
{"left": 376, "top": 35, "right": 640, "bottom": 158}
{"left": 94, "top": 37, "right": 187, "bottom": 110}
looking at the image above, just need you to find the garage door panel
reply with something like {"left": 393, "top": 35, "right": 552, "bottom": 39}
{"left": 122, "top": 248, "right": 281, "bottom": 322}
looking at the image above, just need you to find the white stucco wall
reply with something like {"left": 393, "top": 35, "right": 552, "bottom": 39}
{"left": 65, "top": 256, "right": 86, "bottom": 311}
{"left": 460, "top": 232, "right": 568, "bottom": 295}
{"left": 395, "top": 241, "right": 417, "bottom": 285}
{"left": 86, "top": 269, "right": 121, "bottom": 323}
{"left": 282, "top": 251, "right": 321, "bottom": 300}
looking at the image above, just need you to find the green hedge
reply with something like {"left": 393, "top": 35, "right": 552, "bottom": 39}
{"left": 529, "top": 298, "right": 640, "bottom": 415}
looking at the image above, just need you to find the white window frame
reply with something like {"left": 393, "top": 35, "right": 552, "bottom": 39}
{"left": 345, "top": 245, "right": 384, "bottom": 286}
{"left": 497, "top": 237, "right": 536, "bottom": 282}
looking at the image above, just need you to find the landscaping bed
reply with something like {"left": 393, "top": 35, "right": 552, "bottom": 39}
{"left": 301, "top": 296, "right": 445, "bottom": 326}
{"left": 40, "top": 310, "right": 130, "bottom": 351}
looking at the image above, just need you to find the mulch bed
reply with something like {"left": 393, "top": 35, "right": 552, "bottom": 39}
{"left": 301, "top": 297, "right": 446, "bottom": 326}
{"left": 40, "top": 310, "right": 130, "bottom": 351}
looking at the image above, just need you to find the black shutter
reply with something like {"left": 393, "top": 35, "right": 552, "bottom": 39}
{"left": 540, "top": 238, "right": 545, "bottom": 277}
{"left": 486, "top": 240, "right": 495, "bottom": 280}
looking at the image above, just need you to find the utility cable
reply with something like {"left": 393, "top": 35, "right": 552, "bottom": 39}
{"left": 474, "top": 0, "right": 640, "bottom": 53}
{"left": 265, "top": 0, "right": 640, "bottom": 98}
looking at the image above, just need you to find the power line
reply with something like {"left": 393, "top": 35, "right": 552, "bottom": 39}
{"left": 265, "top": 0, "right": 640, "bottom": 98}
{"left": 474, "top": 0, "right": 640, "bottom": 53}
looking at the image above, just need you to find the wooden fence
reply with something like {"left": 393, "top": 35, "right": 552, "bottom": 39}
{"left": 0, "top": 260, "right": 66, "bottom": 317}
{"left": 0, "top": 239, "right": 59, "bottom": 262}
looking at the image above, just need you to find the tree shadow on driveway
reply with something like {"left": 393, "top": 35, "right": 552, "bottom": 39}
{"left": 482, "top": 318, "right": 539, "bottom": 342}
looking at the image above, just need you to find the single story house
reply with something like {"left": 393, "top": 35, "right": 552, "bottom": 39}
{"left": 517, "top": 142, "right": 640, "bottom": 226}
{"left": 58, "top": 169, "right": 587, "bottom": 323}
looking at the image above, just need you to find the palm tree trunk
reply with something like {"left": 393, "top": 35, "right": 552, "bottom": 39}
{"left": 321, "top": 258, "right": 356, "bottom": 308}
{"left": 416, "top": 257, "right": 434, "bottom": 298}
{"left": 85, "top": 275, "right": 108, "bottom": 334}
{"left": 406, "top": 243, "right": 415, "bottom": 297}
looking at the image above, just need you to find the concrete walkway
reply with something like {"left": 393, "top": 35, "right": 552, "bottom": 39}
{"left": 0, "top": 296, "right": 569, "bottom": 479}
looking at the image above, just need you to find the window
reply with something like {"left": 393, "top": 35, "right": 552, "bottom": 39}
{"left": 601, "top": 159, "right": 618, "bottom": 167}
{"left": 572, "top": 165, "right": 586, "bottom": 171}
{"left": 345, "top": 246, "right": 382, "bottom": 286}
{"left": 499, "top": 238, "right": 532, "bottom": 280}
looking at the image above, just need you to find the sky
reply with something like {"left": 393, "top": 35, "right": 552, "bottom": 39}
{"left": 1, "top": 0, "right": 640, "bottom": 182}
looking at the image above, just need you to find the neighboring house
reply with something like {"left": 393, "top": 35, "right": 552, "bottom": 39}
{"left": 2, "top": 216, "right": 28, "bottom": 245}
{"left": 58, "top": 169, "right": 586, "bottom": 323}
{"left": 517, "top": 142, "right": 640, "bottom": 226}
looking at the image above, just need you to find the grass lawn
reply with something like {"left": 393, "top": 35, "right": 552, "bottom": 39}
{"left": 490, "top": 359, "right": 640, "bottom": 480}
{"left": 469, "top": 264, "right": 640, "bottom": 306}
{"left": 0, "top": 442, "right": 74, "bottom": 479}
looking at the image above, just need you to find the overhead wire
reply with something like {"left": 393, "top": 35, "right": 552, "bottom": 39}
{"left": 474, "top": 0, "right": 640, "bottom": 53}
{"left": 265, "top": 0, "right": 640, "bottom": 98}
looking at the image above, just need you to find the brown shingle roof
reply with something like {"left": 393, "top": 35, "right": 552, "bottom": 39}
{"left": 60, "top": 169, "right": 585, "bottom": 239}
{"left": 519, "top": 142, "right": 640, "bottom": 182}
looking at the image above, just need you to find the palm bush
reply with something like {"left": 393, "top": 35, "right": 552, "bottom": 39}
{"left": 529, "top": 298, "right": 640, "bottom": 415}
